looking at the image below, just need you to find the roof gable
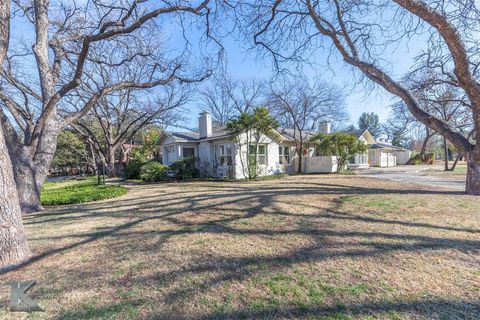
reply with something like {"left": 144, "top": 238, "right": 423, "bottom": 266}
{"left": 359, "top": 129, "right": 376, "bottom": 144}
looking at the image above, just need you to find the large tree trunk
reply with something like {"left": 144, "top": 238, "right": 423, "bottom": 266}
{"left": 0, "top": 0, "right": 31, "bottom": 270}
{"left": 33, "top": 118, "right": 60, "bottom": 192}
{"left": 12, "top": 118, "right": 60, "bottom": 213}
{"left": 466, "top": 158, "right": 480, "bottom": 196}
{"left": 0, "top": 127, "right": 31, "bottom": 270}
{"left": 0, "top": 116, "right": 43, "bottom": 213}
{"left": 11, "top": 146, "right": 43, "bottom": 213}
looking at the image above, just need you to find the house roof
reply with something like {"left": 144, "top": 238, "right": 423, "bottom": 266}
{"left": 276, "top": 127, "right": 316, "bottom": 142}
{"left": 161, "top": 125, "right": 295, "bottom": 143}
{"left": 370, "top": 142, "right": 408, "bottom": 151}
{"left": 202, "top": 125, "right": 231, "bottom": 140}
{"left": 342, "top": 128, "right": 368, "bottom": 138}
{"left": 167, "top": 131, "right": 199, "bottom": 141}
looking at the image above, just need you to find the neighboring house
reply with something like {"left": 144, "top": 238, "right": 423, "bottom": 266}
{"left": 342, "top": 129, "right": 411, "bottom": 168}
{"left": 158, "top": 112, "right": 411, "bottom": 178}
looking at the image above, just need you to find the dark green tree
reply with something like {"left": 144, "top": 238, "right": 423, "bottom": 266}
{"left": 358, "top": 112, "right": 381, "bottom": 138}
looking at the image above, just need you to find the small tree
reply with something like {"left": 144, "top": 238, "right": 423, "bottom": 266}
{"left": 130, "top": 129, "right": 162, "bottom": 164}
{"left": 309, "top": 133, "right": 368, "bottom": 173}
{"left": 51, "top": 130, "right": 96, "bottom": 175}
{"left": 227, "top": 107, "right": 279, "bottom": 179}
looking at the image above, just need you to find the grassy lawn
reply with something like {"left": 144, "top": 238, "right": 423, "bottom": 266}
{"left": 420, "top": 163, "right": 468, "bottom": 178}
{"left": 41, "top": 177, "right": 127, "bottom": 205}
{"left": 1, "top": 175, "right": 479, "bottom": 319}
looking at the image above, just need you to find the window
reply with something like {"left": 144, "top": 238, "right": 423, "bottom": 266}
{"left": 358, "top": 154, "right": 368, "bottom": 164}
{"left": 249, "top": 144, "right": 267, "bottom": 165}
{"left": 182, "top": 147, "right": 195, "bottom": 158}
{"left": 279, "top": 146, "right": 289, "bottom": 164}
{"left": 218, "top": 144, "right": 233, "bottom": 166}
{"left": 258, "top": 145, "right": 266, "bottom": 165}
{"left": 350, "top": 154, "right": 368, "bottom": 164}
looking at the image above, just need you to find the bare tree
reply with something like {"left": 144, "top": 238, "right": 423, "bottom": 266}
{"left": 268, "top": 78, "right": 346, "bottom": 173}
{"left": 200, "top": 76, "right": 266, "bottom": 124}
{"left": 0, "top": 0, "right": 220, "bottom": 212}
{"left": 200, "top": 77, "right": 238, "bottom": 125}
{"left": 0, "top": 0, "right": 31, "bottom": 270}
{"left": 72, "top": 85, "right": 189, "bottom": 177}
{"left": 405, "top": 68, "right": 474, "bottom": 170}
{"left": 237, "top": 0, "right": 480, "bottom": 195}
{"left": 230, "top": 78, "right": 267, "bottom": 113}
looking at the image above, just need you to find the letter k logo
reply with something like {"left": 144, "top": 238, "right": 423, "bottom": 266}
{"left": 9, "top": 280, "right": 44, "bottom": 312}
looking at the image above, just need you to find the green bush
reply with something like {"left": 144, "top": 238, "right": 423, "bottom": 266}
{"left": 407, "top": 152, "right": 435, "bottom": 165}
{"left": 425, "top": 152, "right": 435, "bottom": 164}
{"left": 139, "top": 162, "right": 169, "bottom": 182}
{"left": 169, "top": 157, "right": 199, "bottom": 180}
{"left": 125, "top": 162, "right": 146, "bottom": 179}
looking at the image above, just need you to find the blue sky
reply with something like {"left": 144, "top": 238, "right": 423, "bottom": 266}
{"left": 178, "top": 28, "right": 423, "bottom": 131}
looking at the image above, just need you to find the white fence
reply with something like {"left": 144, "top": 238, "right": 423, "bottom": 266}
{"left": 292, "top": 156, "right": 338, "bottom": 173}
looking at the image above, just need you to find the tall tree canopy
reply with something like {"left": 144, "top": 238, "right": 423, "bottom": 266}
{"left": 0, "top": 0, "right": 222, "bottom": 212}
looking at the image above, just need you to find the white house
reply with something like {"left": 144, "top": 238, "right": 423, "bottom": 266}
{"left": 158, "top": 112, "right": 411, "bottom": 178}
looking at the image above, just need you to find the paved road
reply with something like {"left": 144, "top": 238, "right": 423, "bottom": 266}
{"left": 358, "top": 165, "right": 466, "bottom": 191}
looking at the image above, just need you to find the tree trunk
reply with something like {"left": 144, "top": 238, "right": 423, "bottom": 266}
{"left": 450, "top": 153, "right": 461, "bottom": 171}
{"left": 443, "top": 137, "right": 449, "bottom": 171}
{"left": 419, "top": 128, "right": 432, "bottom": 157}
{"left": 10, "top": 118, "right": 60, "bottom": 213}
{"left": 0, "top": 127, "right": 31, "bottom": 271}
{"left": 11, "top": 147, "right": 43, "bottom": 213}
{"left": 106, "top": 147, "right": 116, "bottom": 177}
{"left": 297, "top": 151, "right": 302, "bottom": 173}
{"left": 466, "top": 158, "right": 480, "bottom": 196}
{"left": 33, "top": 118, "right": 60, "bottom": 192}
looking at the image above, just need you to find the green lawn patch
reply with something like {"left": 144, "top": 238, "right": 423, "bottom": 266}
{"left": 41, "top": 177, "right": 127, "bottom": 205}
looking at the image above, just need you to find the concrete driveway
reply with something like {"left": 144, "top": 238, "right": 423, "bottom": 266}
{"left": 358, "top": 165, "right": 466, "bottom": 191}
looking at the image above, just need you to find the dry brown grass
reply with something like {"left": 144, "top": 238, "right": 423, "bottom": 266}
{"left": 0, "top": 175, "right": 479, "bottom": 319}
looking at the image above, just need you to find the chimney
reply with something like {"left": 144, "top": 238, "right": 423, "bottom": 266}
{"left": 319, "top": 121, "right": 331, "bottom": 134}
{"left": 199, "top": 111, "right": 212, "bottom": 138}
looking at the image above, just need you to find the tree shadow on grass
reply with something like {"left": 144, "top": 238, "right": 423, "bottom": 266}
{"left": 23, "top": 181, "right": 465, "bottom": 227}
{"left": 2, "top": 177, "right": 479, "bottom": 319}
{"left": 6, "top": 178, "right": 478, "bottom": 275}
{"left": 194, "top": 298, "right": 480, "bottom": 320}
